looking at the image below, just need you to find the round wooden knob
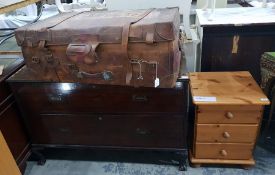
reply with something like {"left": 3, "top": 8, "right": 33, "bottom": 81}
{"left": 220, "top": 149, "right": 227, "bottom": 156}
{"left": 223, "top": 132, "right": 230, "bottom": 138}
{"left": 225, "top": 112, "right": 234, "bottom": 119}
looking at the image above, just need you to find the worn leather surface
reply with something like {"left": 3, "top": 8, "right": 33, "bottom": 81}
{"left": 15, "top": 8, "right": 181, "bottom": 88}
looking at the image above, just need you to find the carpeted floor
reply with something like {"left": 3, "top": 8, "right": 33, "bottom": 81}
{"left": 24, "top": 146, "right": 275, "bottom": 175}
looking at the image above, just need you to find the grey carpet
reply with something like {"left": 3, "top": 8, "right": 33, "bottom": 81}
{"left": 24, "top": 146, "right": 275, "bottom": 175}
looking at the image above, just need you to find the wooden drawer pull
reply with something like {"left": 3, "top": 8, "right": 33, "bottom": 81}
{"left": 225, "top": 112, "right": 234, "bottom": 119}
{"left": 223, "top": 131, "right": 230, "bottom": 138}
{"left": 220, "top": 149, "right": 227, "bottom": 156}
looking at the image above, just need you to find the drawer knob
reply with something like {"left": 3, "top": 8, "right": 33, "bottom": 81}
{"left": 223, "top": 132, "right": 230, "bottom": 138}
{"left": 220, "top": 149, "right": 227, "bottom": 156}
{"left": 98, "top": 117, "right": 103, "bottom": 121}
{"left": 225, "top": 112, "right": 234, "bottom": 119}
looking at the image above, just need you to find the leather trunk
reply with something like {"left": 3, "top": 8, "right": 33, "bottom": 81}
{"left": 15, "top": 8, "right": 181, "bottom": 88}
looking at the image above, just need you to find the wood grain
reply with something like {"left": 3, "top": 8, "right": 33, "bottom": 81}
{"left": 0, "top": 51, "right": 22, "bottom": 55}
{"left": 0, "top": 0, "right": 40, "bottom": 14}
{"left": 0, "top": 131, "right": 21, "bottom": 175}
{"left": 196, "top": 124, "right": 258, "bottom": 143}
{"left": 195, "top": 143, "right": 253, "bottom": 160}
{"left": 189, "top": 71, "right": 270, "bottom": 105}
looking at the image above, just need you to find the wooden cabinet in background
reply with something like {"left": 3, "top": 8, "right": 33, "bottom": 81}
{"left": 0, "top": 55, "right": 30, "bottom": 173}
{"left": 189, "top": 72, "right": 270, "bottom": 168}
{"left": 197, "top": 8, "right": 275, "bottom": 84}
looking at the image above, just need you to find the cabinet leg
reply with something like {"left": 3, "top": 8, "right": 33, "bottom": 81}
{"left": 32, "top": 149, "right": 46, "bottom": 166}
{"left": 179, "top": 162, "right": 187, "bottom": 171}
{"left": 178, "top": 152, "right": 188, "bottom": 171}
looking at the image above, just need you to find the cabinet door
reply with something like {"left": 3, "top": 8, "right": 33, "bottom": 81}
{"left": 0, "top": 131, "right": 21, "bottom": 175}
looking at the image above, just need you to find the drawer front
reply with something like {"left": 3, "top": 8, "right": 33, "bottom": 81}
{"left": 12, "top": 83, "right": 186, "bottom": 113}
{"left": 195, "top": 143, "right": 253, "bottom": 160}
{"left": 197, "top": 105, "right": 262, "bottom": 124}
{"left": 27, "top": 114, "right": 185, "bottom": 149}
{"left": 196, "top": 124, "right": 258, "bottom": 143}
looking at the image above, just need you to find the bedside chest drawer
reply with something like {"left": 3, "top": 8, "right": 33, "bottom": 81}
{"left": 195, "top": 143, "right": 253, "bottom": 160}
{"left": 197, "top": 105, "right": 262, "bottom": 124}
{"left": 189, "top": 72, "right": 270, "bottom": 166}
{"left": 196, "top": 124, "right": 258, "bottom": 143}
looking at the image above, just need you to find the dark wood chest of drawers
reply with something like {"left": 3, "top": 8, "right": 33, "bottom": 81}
{"left": 8, "top": 66, "right": 189, "bottom": 170}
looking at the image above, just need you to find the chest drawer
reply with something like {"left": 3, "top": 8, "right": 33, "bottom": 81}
{"left": 196, "top": 124, "right": 258, "bottom": 143}
{"left": 197, "top": 105, "right": 263, "bottom": 124}
{"left": 195, "top": 143, "right": 253, "bottom": 160}
{"left": 11, "top": 83, "right": 186, "bottom": 114}
{"left": 27, "top": 114, "right": 185, "bottom": 149}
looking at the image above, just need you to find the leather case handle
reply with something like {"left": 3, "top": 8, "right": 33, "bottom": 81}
{"left": 68, "top": 64, "right": 113, "bottom": 81}
{"left": 66, "top": 43, "right": 91, "bottom": 56}
{"left": 77, "top": 70, "right": 113, "bottom": 81}
{"left": 66, "top": 35, "right": 100, "bottom": 64}
{"left": 66, "top": 43, "right": 99, "bottom": 64}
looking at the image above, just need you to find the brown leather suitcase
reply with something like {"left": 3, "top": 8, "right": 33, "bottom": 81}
{"left": 15, "top": 8, "right": 181, "bottom": 88}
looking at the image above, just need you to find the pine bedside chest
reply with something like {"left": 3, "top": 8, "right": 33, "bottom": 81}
{"left": 189, "top": 71, "right": 270, "bottom": 168}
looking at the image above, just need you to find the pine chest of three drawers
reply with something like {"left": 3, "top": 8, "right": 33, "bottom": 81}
{"left": 189, "top": 72, "right": 270, "bottom": 167}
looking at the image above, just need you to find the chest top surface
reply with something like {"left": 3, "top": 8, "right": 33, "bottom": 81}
{"left": 189, "top": 71, "right": 270, "bottom": 105}
{"left": 196, "top": 7, "right": 275, "bottom": 27}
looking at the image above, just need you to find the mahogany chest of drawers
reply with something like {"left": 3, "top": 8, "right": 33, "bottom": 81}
{"left": 8, "top": 66, "right": 189, "bottom": 170}
{"left": 189, "top": 71, "right": 270, "bottom": 167}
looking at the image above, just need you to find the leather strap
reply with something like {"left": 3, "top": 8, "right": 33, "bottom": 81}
{"left": 23, "top": 11, "right": 88, "bottom": 47}
{"left": 123, "top": 8, "right": 154, "bottom": 85}
{"left": 122, "top": 22, "right": 132, "bottom": 85}
{"left": 46, "top": 11, "right": 88, "bottom": 30}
